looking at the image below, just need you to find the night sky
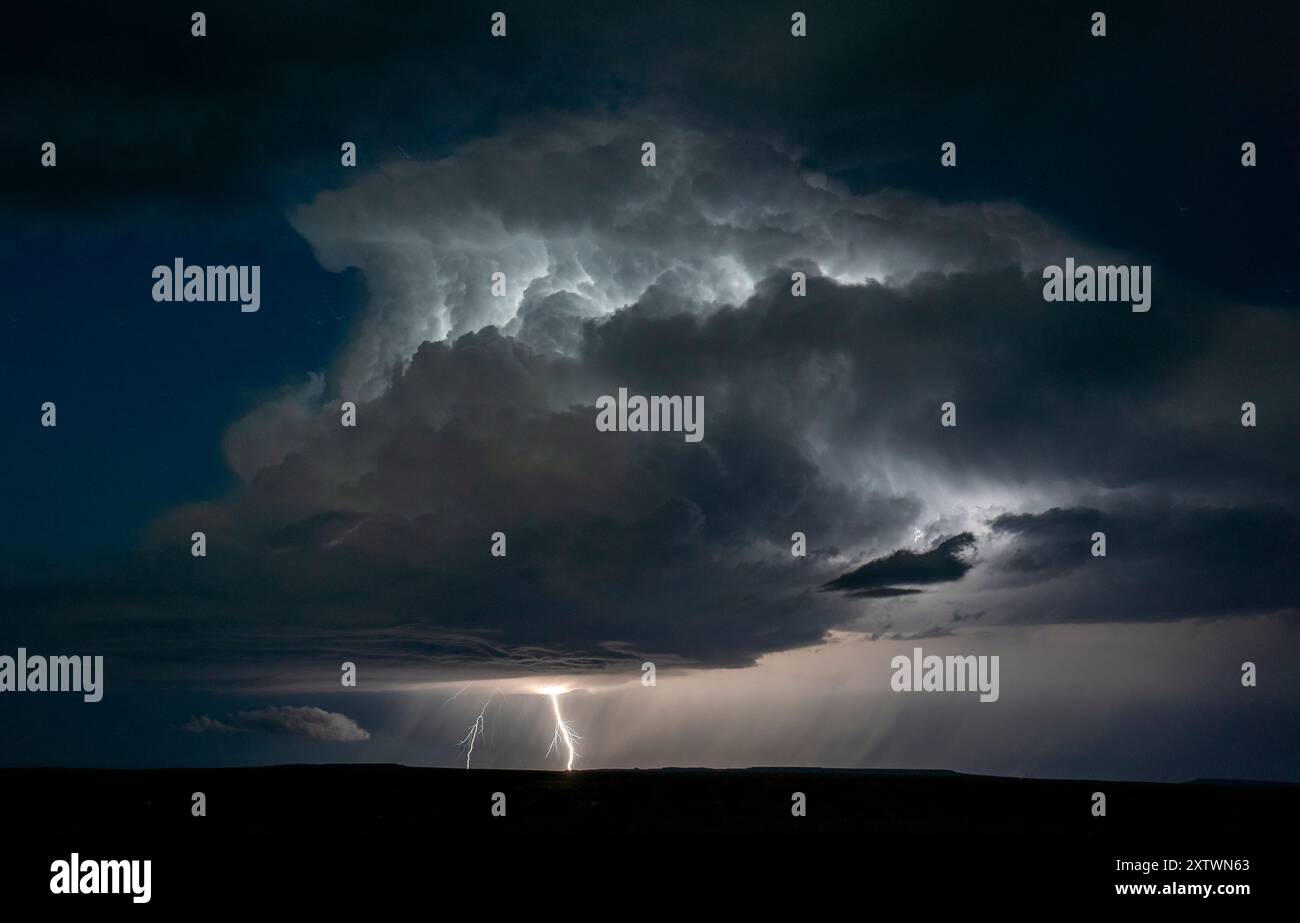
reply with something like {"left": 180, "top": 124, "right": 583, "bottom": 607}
{"left": 1, "top": 0, "right": 1297, "bottom": 779}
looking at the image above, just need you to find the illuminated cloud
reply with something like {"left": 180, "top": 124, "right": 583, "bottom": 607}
{"left": 287, "top": 116, "right": 1093, "bottom": 400}
{"left": 183, "top": 707, "right": 371, "bottom": 742}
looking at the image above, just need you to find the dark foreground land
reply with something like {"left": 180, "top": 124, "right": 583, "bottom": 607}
{"left": 1, "top": 765, "right": 1293, "bottom": 906}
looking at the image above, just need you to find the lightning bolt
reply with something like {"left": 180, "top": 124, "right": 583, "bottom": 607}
{"left": 544, "top": 692, "right": 581, "bottom": 771}
{"left": 456, "top": 691, "right": 496, "bottom": 769}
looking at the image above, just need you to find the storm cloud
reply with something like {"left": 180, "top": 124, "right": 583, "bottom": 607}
{"left": 5, "top": 110, "right": 1297, "bottom": 687}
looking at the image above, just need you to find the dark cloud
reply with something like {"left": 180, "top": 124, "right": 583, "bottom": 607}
{"left": 821, "top": 533, "right": 977, "bottom": 597}
{"left": 983, "top": 504, "right": 1300, "bottom": 624}
{"left": 5, "top": 1, "right": 1293, "bottom": 309}
{"left": 989, "top": 507, "right": 1105, "bottom": 575}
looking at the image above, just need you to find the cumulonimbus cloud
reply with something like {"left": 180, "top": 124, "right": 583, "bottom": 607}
{"left": 7, "top": 114, "right": 1297, "bottom": 687}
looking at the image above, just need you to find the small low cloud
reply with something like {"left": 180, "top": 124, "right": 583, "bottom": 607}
{"left": 182, "top": 706, "right": 370, "bottom": 742}
{"left": 180, "top": 715, "right": 237, "bottom": 734}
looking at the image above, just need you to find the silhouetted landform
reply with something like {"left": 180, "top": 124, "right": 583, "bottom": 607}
{"left": 4, "top": 764, "right": 1295, "bottom": 833}
{"left": 3, "top": 765, "right": 1292, "bottom": 905}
